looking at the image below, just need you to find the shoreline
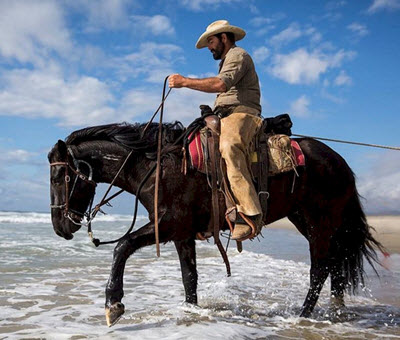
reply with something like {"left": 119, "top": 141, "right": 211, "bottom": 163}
{"left": 266, "top": 215, "right": 400, "bottom": 254}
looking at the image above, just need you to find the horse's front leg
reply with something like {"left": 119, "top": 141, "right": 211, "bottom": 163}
{"left": 105, "top": 221, "right": 158, "bottom": 327}
{"left": 174, "top": 238, "right": 198, "bottom": 304}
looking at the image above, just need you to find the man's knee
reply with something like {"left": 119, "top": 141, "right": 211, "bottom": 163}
{"left": 219, "top": 139, "right": 243, "bottom": 159}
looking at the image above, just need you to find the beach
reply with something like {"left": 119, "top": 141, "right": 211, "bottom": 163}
{"left": 267, "top": 215, "right": 400, "bottom": 254}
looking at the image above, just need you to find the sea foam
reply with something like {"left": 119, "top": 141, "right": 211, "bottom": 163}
{"left": 0, "top": 211, "right": 148, "bottom": 224}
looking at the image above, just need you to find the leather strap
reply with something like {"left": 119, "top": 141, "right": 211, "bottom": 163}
{"left": 208, "top": 129, "right": 220, "bottom": 244}
{"left": 258, "top": 132, "right": 269, "bottom": 214}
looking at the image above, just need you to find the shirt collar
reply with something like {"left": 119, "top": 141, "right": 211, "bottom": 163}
{"left": 219, "top": 45, "right": 236, "bottom": 70}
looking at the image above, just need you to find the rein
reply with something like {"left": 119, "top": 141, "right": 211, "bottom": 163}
{"left": 49, "top": 77, "right": 220, "bottom": 253}
{"left": 153, "top": 76, "right": 169, "bottom": 257}
{"left": 50, "top": 77, "right": 174, "bottom": 248}
{"left": 90, "top": 76, "right": 171, "bottom": 249}
{"left": 86, "top": 98, "right": 209, "bottom": 248}
{"left": 50, "top": 83, "right": 233, "bottom": 273}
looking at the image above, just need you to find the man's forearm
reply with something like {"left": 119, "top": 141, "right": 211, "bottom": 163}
{"left": 169, "top": 74, "right": 226, "bottom": 93}
{"left": 183, "top": 77, "right": 226, "bottom": 93}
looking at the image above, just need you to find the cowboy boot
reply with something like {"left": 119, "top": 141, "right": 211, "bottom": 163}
{"left": 232, "top": 213, "right": 263, "bottom": 241}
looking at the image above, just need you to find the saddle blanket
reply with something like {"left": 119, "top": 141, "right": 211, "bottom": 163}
{"left": 188, "top": 131, "right": 305, "bottom": 174}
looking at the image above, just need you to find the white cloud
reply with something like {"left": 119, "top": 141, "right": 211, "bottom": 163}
{"left": 116, "top": 42, "right": 184, "bottom": 83}
{"left": 325, "top": 1, "right": 347, "bottom": 10}
{"left": 132, "top": 15, "right": 175, "bottom": 36}
{"left": 0, "top": 0, "right": 72, "bottom": 65}
{"left": 253, "top": 46, "right": 270, "bottom": 63}
{"left": 70, "top": 0, "right": 131, "bottom": 31}
{"left": 0, "top": 63, "right": 216, "bottom": 127}
{"left": 320, "top": 89, "right": 346, "bottom": 104}
{"left": 347, "top": 22, "right": 369, "bottom": 37}
{"left": 367, "top": 0, "right": 400, "bottom": 13}
{"left": 249, "top": 13, "right": 286, "bottom": 27}
{"left": 270, "top": 23, "right": 303, "bottom": 46}
{"left": 164, "top": 88, "right": 215, "bottom": 123}
{"left": 289, "top": 95, "right": 310, "bottom": 118}
{"left": 249, "top": 4, "right": 260, "bottom": 15}
{"left": 305, "top": 27, "right": 323, "bottom": 44}
{"left": 0, "top": 172, "right": 50, "bottom": 212}
{"left": 250, "top": 17, "right": 274, "bottom": 27}
{"left": 249, "top": 14, "right": 286, "bottom": 36}
{"left": 269, "top": 49, "right": 328, "bottom": 84}
{"left": 269, "top": 48, "right": 356, "bottom": 84}
{"left": 120, "top": 87, "right": 214, "bottom": 124}
{"left": 253, "top": 26, "right": 276, "bottom": 37}
{"left": 334, "top": 70, "right": 352, "bottom": 86}
{"left": 270, "top": 23, "right": 322, "bottom": 47}
{"left": 69, "top": 2, "right": 175, "bottom": 36}
{"left": 0, "top": 67, "right": 116, "bottom": 127}
{"left": 329, "top": 49, "right": 357, "bottom": 67}
{"left": 179, "top": 0, "right": 242, "bottom": 11}
{"left": 0, "top": 149, "right": 35, "bottom": 164}
{"left": 0, "top": 38, "right": 189, "bottom": 127}
{"left": 358, "top": 152, "right": 400, "bottom": 214}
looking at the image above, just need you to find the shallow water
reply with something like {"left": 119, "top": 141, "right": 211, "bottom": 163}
{"left": 1, "top": 212, "right": 399, "bottom": 339}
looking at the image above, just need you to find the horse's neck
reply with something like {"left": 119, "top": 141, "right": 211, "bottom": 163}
{"left": 75, "top": 142, "right": 140, "bottom": 191}
{"left": 75, "top": 141, "right": 179, "bottom": 215}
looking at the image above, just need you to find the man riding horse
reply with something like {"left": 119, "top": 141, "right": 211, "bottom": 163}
{"left": 169, "top": 20, "right": 264, "bottom": 241}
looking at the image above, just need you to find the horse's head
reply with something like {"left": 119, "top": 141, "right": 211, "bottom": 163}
{"left": 48, "top": 140, "right": 97, "bottom": 240}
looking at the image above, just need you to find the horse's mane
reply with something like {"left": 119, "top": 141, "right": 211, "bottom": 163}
{"left": 65, "top": 121, "right": 185, "bottom": 152}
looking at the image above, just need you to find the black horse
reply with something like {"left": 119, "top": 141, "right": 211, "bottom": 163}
{"left": 48, "top": 121, "right": 384, "bottom": 327}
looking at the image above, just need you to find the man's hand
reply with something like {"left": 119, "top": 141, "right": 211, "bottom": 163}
{"left": 169, "top": 74, "right": 186, "bottom": 88}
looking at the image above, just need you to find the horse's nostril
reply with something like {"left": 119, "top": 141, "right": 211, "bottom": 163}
{"left": 56, "top": 230, "right": 63, "bottom": 237}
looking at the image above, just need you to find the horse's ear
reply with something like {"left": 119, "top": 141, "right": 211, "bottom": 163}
{"left": 57, "top": 140, "right": 67, "bottom": 158}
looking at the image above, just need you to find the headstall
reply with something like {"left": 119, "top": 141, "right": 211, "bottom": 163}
{"left": 50, "top": 147, "right": 97, "bottom": 225}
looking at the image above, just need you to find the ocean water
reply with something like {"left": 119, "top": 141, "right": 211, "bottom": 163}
{"left": 1, "top": 212, "right": 399, "bottom": 339}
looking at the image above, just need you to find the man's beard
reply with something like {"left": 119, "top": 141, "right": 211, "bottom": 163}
{"left": 211, "top": 41, "right": 225, "bottom": 60}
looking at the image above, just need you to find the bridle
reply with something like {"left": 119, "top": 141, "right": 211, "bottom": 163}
{"left": 49, "top": 143, "right": 142, "bottom": 247}
{"left": 50, "top": 146, "right": 97, "bottom": 226}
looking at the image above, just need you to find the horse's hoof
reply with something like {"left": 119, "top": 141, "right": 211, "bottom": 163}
{"left": 330, "top": 296, "right": 345, "bottom": 310}
{"left": 105, "top": 302, "right": 125, "bottom": 327}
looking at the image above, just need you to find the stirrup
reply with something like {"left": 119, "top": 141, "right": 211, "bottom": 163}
{"left": 226, "top": 212, "right": 262, "bottom": 242}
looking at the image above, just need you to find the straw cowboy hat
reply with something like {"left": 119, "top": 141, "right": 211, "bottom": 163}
{"left": 196, "top": 20, "right": 246, "bottom": 49}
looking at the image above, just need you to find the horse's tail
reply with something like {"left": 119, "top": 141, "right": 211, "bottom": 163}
{"left": 334, "top": 189, "right": 386, "bottom": 293}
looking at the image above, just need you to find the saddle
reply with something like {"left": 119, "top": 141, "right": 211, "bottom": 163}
{"left": 184, "top": 108, "right": 305, "bottom": 244}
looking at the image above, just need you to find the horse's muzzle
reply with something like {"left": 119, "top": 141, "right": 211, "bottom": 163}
{"left": 54, "top": 228, "right": 74, "bottom": 240}
{"left": 52, "top": 212, "right": 81, "bottom": 240}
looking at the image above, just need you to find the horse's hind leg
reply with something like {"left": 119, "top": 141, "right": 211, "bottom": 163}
{"left": 289, "top": 212, "right": 342, "bottom": 317}
{"left": 330, "top": 259, "right": 346, "bottom": 311}
{"left": 300, "top": 258, "right": 330, "bottom": 317}
{"left": 288, "top": 213, "right": 328, "bottom": 316}
{"left": 174, "top": 238, "right": 198, "bottom": 304}
{"left": 287, "top": 213, "right": 328, "bottom": 317}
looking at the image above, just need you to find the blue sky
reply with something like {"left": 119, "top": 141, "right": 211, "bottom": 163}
{"left": 0, "top": 0, "right": 399, "bottom": 214}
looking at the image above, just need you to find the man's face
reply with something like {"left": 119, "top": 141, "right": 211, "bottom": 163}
{"left": 207, "top": 35, "right": 224, "bottom": 60}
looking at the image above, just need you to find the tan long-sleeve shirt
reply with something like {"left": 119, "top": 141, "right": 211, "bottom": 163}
{"left": 214, "top": 46, "right": 261, "bottom": 115}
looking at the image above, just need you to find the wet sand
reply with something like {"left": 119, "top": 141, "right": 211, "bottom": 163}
{"left": 267, "top": 215, "right": 400, "bottom": 254}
